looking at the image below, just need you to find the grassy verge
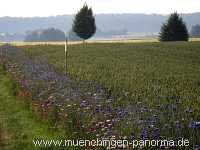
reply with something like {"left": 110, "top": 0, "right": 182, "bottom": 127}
{"left": 0, "top": 66, "right": 68, "bottom": 150}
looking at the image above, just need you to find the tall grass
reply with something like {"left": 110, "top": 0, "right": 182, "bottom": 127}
{"left": 19, "top": 41, "right": 200, "bottom": 148}
{"left": 0, "top": 66, "right": 67, "bottom": 150}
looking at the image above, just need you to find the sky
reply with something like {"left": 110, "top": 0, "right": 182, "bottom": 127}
{"left": 0, "top": 0, "right": 200, "bottom": 17}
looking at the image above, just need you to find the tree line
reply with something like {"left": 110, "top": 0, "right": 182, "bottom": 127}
{"left": 25, "top": 3, "right": 200, "bottom": 42}
{"left": 25, "top": 28, "right": 81, "bottom": 42}
{"left": 190, "top": 24, "right": 200, "bottom": 37}
{"left": 74, "top": 6, "right": 191, "bottom": 42}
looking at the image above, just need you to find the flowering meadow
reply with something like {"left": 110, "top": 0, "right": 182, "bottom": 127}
{"left": 1, "top": 42, "right": 200, "bottom": 149}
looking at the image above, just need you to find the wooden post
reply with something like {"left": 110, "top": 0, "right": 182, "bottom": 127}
{"left": 5, "top": 49, "right": 7, "bottom": 59}
{"left": 0, "top": 49, "right": 2, "bottom": 63}
{"left": 65, "top": 32, "right": 68, "bottom": 75}
{"left": 0, "top": 49, "right": 2, "bottom": 58}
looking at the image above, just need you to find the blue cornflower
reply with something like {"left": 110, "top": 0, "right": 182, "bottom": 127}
{"left": 189, "top": 121, "right": 200, "bottom": 129}
{"left": 152, "top": 128, "right": 160, "bottom": 140}
{"left": 195, "top": 145, "right": 200, "bottom": 150}
{"left": 141, "top": 128, "right": 148, "bottom": 140}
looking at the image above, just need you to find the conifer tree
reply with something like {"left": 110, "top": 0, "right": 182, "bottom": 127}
{"left": 159, "top": 12, "right": 189, "bottom": 41}
{"left": 73, "top": 3, "right": 96, "bottom": 43}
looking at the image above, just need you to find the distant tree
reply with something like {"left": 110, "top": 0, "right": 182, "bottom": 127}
{"left": 40, "top": 28, "right": 65, "bottom": 41}
{"left": 25, "top": 28, "right": 65, "bottom": 42}
{"left": 159, "top": 12, "right": 189, "bottom": 41}
{"left": 72, "top": 3, "right": 96, "bottom": 43}
{"left": 190, "top": 24, "right": 200, "bottom": 37}
{"left": 25, "top": 31, "right": 40, "bottom": 42}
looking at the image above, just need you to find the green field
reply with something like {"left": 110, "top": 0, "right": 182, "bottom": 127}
{"left": 1, "top": 41, "right": 200, "bottom": 148}
{"left": 21, "top": 42, "right": 200, "bottom": 108}
{"left": 2, "top": 41, "right": 197, "bottom": 148}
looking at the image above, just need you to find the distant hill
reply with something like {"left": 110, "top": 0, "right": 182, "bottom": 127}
{"left": 0, "top": 13, "right": 200, "bottom": 41}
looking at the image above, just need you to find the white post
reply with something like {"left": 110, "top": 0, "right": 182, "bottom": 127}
{"left": 65, "top": 32, "right": 68, "bottom": 75}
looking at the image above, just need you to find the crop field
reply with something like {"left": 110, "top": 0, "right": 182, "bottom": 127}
{"left": 21, "top": 42, "right": 200, "bottom": 105}
{"left": 0, "top": 41, "right": 200, "bottom": 149}
{"left": 21, "top": 41, "right": 200, "bottom": 146}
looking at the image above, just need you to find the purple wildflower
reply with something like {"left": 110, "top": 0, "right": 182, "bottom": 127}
{"left": 189, "top": 121, "right": 200, "bottom": 129}
{"left": 141, "top": 128, "right": 148, "bottom": 140}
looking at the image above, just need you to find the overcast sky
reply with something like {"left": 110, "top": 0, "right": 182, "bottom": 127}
{"left": 0, "top": 0, "right": 200, "bottom": 17}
